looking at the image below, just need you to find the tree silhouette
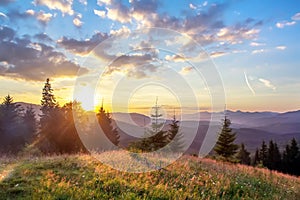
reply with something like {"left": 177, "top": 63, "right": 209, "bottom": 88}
{"left": 259, "top": 141, "right": 268, "bottom": 166}
{"left": 236, "top": 143, "right": 251, "bottom": 165}
{"left": 214, "top": 116, "right": 238, "bottom": 161}
{"left": 97, "top": 104, "right": 120, "bottom": 146}
{"left": 168, "top": 113, "right": 185, "bottom": 153}
{"left": 23, "top": 106, "right": 37, "bottom": 142}
{"left": 282, "top": 138, "right": 300, "bottom": 175}
{"left": 0, "top": 95, "right": 23, "bottom": 153}
{"left": 252, "top": 148, "right": 260, "bottom": 166}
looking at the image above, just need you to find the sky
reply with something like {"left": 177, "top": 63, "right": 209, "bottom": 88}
{"left": 0, "top": 0, "right": 299, "bottom": 114}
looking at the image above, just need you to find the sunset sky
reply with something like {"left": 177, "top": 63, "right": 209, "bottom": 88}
{"left": 0, "top": 0, "right": 299, "bottom": 113}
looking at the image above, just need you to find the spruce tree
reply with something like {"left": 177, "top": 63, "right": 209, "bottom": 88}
{"left": 236, "top": 143, "right": 251, "bottom": 165}
{"left": 0, "top": 95, "right": 23, "bottom": 152}
{"left": 97, "top": 103, "right": 120, "bottom": 146}
{"left": 283, "top": 138, "right": 300, "bottom": 175}
{"left": 266, "top": 140, "right": 282, "bottom": 170}
{"left": 168, "top": 113, "right": 185, "bottom": 153}
{"left": 129, "top": 98, "right": 168, "bottom": 152}
{"left": 252, "top": 148, "right": 260, "bottom": 166}
{"left": 273, "top": 142, "right": 282, "bottom": 170}
{"left": 60, "top": 101, "right": 86, "bottom": 153}
{"left": 38, "top": 78, "right": 62, "bottom": 153}
{"left": 214, "top": 116, "right": 238, "bottom": 161}
{"left": 23, "top": 106, "right": 37, "bottom": 142}
{"left": 259, "top": 141, "right": 268, "bottom": 166}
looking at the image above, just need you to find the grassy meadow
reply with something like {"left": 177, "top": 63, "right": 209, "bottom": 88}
{"left": 0, "top": 153, "right": 299, "bottom": 200}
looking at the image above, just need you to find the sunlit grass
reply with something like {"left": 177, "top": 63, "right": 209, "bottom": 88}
{"left": 0, "top": 153, "right": 299, "bottom": 199}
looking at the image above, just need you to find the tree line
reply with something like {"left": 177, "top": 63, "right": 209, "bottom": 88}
{"left": 213, "top": 116, "right": 300, "bottom": 176}
{"left": 0, "top": 78, "right": 120, "bottom": 154}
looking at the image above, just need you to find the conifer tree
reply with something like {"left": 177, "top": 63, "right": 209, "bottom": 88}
{"left": 0, "top": 95, "right": 23, "bottom": 152}
{"left": 259, "top": 141, "right": 268, "bottom": 166}
{"left": 266, "top": 140, "right": 282, "bottom": 170}
{"left": 168, "top": 113, "right": 185, "bottom": 153}
{"left": 283, "top": 138, "right": 300, "bottom": 175}
{"left": 97, "top": 102, "right": 120, "bottom": 146}
{"left": 23, "top": 106, "right": 37, "bottom": 141}
{"left": 38, "top": 78, "right": 63, "bottom": 153}
{"left": 214, "top": 116, "right": 238, "bottom": 161}
{"left": 236, "top": 143, "right": 251, "bottom": 165}
{"left": 252, "top": 148, "right": 260, "bottom": 166}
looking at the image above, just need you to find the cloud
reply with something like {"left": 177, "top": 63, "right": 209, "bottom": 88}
{"left": 97, "top": 0, "right": 112, "bottom": 6}
{"left": 57, "top": 32, "right": 108, "bottom": 55}
{"left": 34, "top": 33, "right": 53, "bottom": 43}
{"left": 94, "top": 9, "right": 106, "bottom": 18}
{"left": 0, "top": 26, "right": 88, "bottom": 81}
{"left": 276, "top": 21, "right": 296, "bottom": 28}
{"left": 292, "top": 12, "right": 300, "bottom": 21}
{"left": 189, "top": 3, "right": 197, "bottom": 10}
{"left": 110, "top": 25, "right": 131, "bottom": 35}
{"left": 276, "top": 46, "right": 286, "bottom": 50}
{"left": 259, "top": 78, "right": 276, "bottom": 91}
{"left": 251, "top": 49, "right": 265, "bottom": 54}
{"left": 36, "top": 10, "right": 53, "bottom": 25}
{"left": 250, "top": 42, "right": 265, "bottom": 46}
{"left": 165, "top": 54, "right": 186, "bottom": 62}
{"left": 25, "top": 9, "right": 35, "bottom": 16}
{"left": 179, "top": 66, "right": 193, "bottom": 75}
{"left": 73, "top": 14, "right": 83, "bottom": 27}
{"left": 210, "top": 51, "right": 227, "bottom": 58}
{"left": 34, "top": 0, "right": 74, "bottom": 16}
{"left": 104, "top": 54, "right": 157, "bottom": 78}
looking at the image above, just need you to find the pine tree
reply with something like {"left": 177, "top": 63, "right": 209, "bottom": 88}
{"left": 38, "top": 78, "right": 62, "bottom": 153}
{"left": 252, "top": 148, "right": 260, "bottom": 166}
{"left": 273, "top": 142, "right": 282, "bottom": 170}
{"left": 41, "top": 78, "right": 56, "bottom": 112}
{"left": 214, "top": 116, "right": 238, "bottom": 161}
{"left": 60, "top": 101, "right": 86, "bottom": 153}
{"left": 129, "top": 98, "right": 168, "bottom": 152}
{"left": 259, "top": 141, "right": 268, "bottom": 166}
{"left": 23, "top": 106, "right": 37, "bottom": 142}
{"left": 0, "top": 95, "right": 23, "bottom": 152}
{"left": 282, "top": 138, "right": 300, "bottom": 175}
{"left": 97, "top": 103, "right": 120, "bottom": 146}
{"left": 265, "top": 140, "right": 282, "bottom": 170}
{"left": 168, "top": 113, "right": 185, "bottom": 153}
{"left": 236, "top": 143, "right": 251, "bottom": 165}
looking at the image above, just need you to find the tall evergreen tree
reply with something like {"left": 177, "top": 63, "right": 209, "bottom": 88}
{"left": 282, "top": 138, "right": 300, "bottom": 175}
{"left": 38, "top": 78, "right": 62, "bottom": 153}
{"left": 0, "top": 95, "right": 23, "bottom": 152}
{"left": 59, "top": 101, "right": 87, "bottom": 153}
{"left": 214, "top": 116, "right": 239, "bottom": 161}
{"left": 252, "top": 148, "right": 260, "bottom": 166}
{"left": 128, "top": 98, "right": 168, "bottom": 152}
{"left": 97, "top": 103, "right": 120, "bottom": 146}
{"left": 259, "top": 141, "right": 268, "bottom": 166}
{"left": 168, "top": 113, "right": 185, "bottom": 153}
{"left": 273, "top": 142, "right": 282, "bottom": 170}
{"left": 236, "top": 143, "right": 251, "bottom": 165}
{"left": 266, "top": 140, "right": 282, "bottom": 170}
{"left": 23, "top": 106, "right": 37, "bottom": 142}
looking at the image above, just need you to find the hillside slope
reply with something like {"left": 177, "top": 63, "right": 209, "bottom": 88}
{"left": 0, "top": 154, "right": 299, "bottom": 199}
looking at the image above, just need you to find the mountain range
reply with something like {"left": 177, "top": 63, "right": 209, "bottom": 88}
{"left": 17, "top": 102, "right": 300, "bottom": 154}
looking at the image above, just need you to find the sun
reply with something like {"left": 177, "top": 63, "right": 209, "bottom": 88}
{"left": 73, "top": 86, "right": 98, "bottom": 111}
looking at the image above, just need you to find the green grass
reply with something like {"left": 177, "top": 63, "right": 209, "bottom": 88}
{"left": 0, "top": 154, "right": 299, "bottom": 200}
